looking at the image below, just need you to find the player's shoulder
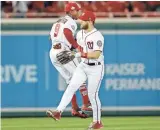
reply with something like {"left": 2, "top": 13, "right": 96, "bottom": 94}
{"left": 76, "top": 30, "right": 83, "bottom": 40}
{"left": 77, "top": 30, "right": 83, "bottom": 36}
{"left": 65, "top": 15, "right": 76, "bottom": 25}
{"left": 93, "top": 29, "right": 104, "bottom": 40}
{"left": 95, "top": 29, "right": 103, "bottom": 37}
{"left": 64, "top": 15, "right": 77, "bottom": 30}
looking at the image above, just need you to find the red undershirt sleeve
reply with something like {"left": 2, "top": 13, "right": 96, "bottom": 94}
{"left": 63, "top": 28, "right": 79, "bottom": 49}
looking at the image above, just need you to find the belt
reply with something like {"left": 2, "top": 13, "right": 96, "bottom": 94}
{"left": 85, "top": 62, "right": 101, "bottom": 66}
{"left": 53, "top": 43, "right": 61, "bottom": 49}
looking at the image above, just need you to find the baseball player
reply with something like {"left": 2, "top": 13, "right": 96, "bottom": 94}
{"left": 47, "top": 10, "right": 104, "bottom": 129}
{"left": 47, "top": 2, "right": 91, "bottom": 118}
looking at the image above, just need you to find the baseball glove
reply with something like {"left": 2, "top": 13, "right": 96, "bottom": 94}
{"left": 56, "top": 50, "right": 75, "bottom": 64}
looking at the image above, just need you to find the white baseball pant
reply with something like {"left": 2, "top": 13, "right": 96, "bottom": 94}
{"left": 49, "top": 44, "right": 80, "bottom": 85}
{"left": 57, "top": 62, "right": 104, "bottom": 122}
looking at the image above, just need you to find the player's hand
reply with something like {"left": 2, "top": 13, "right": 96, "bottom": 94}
{"left": 81, "top": 52, "right": 87, "bottom": 58}
{"left": 75, "top": 52, "right": 87, "bottom": 58}
{"left": 77, "top": 45, "right": 83, "bottom": 52}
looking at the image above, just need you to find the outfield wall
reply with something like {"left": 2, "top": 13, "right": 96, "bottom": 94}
{"left": 1, "top": 18, "right": 160, "bottom": 117}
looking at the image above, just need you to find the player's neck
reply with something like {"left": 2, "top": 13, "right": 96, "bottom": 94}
{"left": 85, "top": 25, "right": 94, "bottom": 33}
{"left": 67, "top": 14, "right": 75, "bottom": 20}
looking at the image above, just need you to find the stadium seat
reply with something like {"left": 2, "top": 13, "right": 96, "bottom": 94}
{"left": 32, "top": 1, "right": 44, "bottom": 12}
{"left": 147, "top": 1, "right": 160, "bottom": 11}
{"left": 2, "top": 1, "right": 13, "bottom": 13}
{"left": 105, "top": 1, "right": 126, "bottom": 12}
{"left": 147, "top": 1, "right": 160, "bottom": 7}
{"left": 132, "top": 1, "right": 147, "bottom": 12}
{"left": 94, "top": 1, "right": 107, "bottom": 12}
{"left": 45, "top": 2, "right": 64, "bottom": 13}
{"left": 1, "top": 1, "right": 160, "bottom": 18}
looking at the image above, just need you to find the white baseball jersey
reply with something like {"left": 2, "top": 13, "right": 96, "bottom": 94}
{"left": 76, "top": 28, "right": 104, "bottom": 63}
{"left": 57, "top": 28, "right": 105, "bottom": 122}
{"left": 50, "top": 15, "right": 77, "bottom": 49}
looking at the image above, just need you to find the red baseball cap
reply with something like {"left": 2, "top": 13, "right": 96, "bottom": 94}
{"left": 79, "top": 10, "right": 96, "bottom": 22}
{"left": 65, "top": 2, "right": 81, "bottom": 12}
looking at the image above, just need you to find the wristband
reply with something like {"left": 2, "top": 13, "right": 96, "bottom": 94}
{"left": 75, "top": 52, "right": 81, "bottom": 58}
{"left": 81, "top": 53, "right": 87, "bottom": 58}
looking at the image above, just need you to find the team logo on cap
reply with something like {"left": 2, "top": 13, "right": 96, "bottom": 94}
{"left": 71, "top": 6, "right": 75, "bottom": 10}
{"left": 77, "top": 3, "right": 81, "bottom": 8}
{"left": 82, "top": 13, "right": 85, "bottom": 16}
{"left": 97, "top": 40, "right": 102, "bottom": 47}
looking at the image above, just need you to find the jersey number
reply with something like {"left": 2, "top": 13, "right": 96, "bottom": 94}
{"left": 54, "top": 23, "right": 60, "bottom": 37}
{"left": 87, "top": 41, "right": 93, "bottom": 49}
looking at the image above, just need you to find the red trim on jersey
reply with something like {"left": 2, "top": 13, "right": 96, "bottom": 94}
{"left": 81, "top": 52, "right": 88, "bottom": 58}
{"left": 84, "top": 30, "right": 98, "bottom": 63}
{"left": 63, "top": 28, "right": 79, "bottom": 49}
{"left": 94, "top": 50, "right": 102, "bottom": 52}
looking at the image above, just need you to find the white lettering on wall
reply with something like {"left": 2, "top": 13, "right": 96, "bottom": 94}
{"left": 25, "top": 65, "right": 37, "bottom": 82}
{"left": 105, "top": 63, "right": 145, "bottom": 76}
{"left": 106, "top": 78, "right": 160, "bottom": 90}
{"left": 0, "top": 65, "right": 37, "bottom": 83}
{"left": 105, "top": 63, "right": 160, "bottom": 90}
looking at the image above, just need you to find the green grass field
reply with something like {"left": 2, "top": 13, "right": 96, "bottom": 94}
{"left": 2, "top": 116, "right": 160, "bottom": 130}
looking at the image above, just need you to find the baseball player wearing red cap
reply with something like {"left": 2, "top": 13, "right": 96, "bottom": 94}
{"left": 49, "top": 10, "right": 104, "bottom": 129}
{"left": 46, "top": 3, "right": 91, "bottom": 119}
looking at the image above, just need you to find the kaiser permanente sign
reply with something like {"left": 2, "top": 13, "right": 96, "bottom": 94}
{"left": 105, "top": 63, "right": 160, "bottom": 90}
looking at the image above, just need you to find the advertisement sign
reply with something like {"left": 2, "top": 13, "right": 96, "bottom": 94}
{"left": 1, "top": 32, "right": 160, "bottom": 111}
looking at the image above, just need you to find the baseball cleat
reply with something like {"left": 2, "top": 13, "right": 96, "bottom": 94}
{"left": 87, "top": 121, "right": 103, "bottom": 129}
{"left": 46, "top": 110, "right": 61, "bottom": 121}
{"left": 71, "top": 108, "right": 89, "bottom": 118}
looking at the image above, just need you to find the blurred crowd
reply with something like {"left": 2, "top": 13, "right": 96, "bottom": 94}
{"left": 1, "top": 1, "right": 160, "bottom": 18}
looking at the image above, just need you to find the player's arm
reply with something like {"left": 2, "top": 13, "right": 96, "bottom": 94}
{"left": 84, "top": 37, "right": 104, "bottom": 59}
{"left": 75, "top": 51, "right": 101, "bottom": 59}
{"left": 75, "top": 36, "right": 104, "bottom": 59}
{"left": 84, "top": 51, "right": 101, "bottom": 59}
{"left": 64, "top": 28, "right": 81, "bottom": 49}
